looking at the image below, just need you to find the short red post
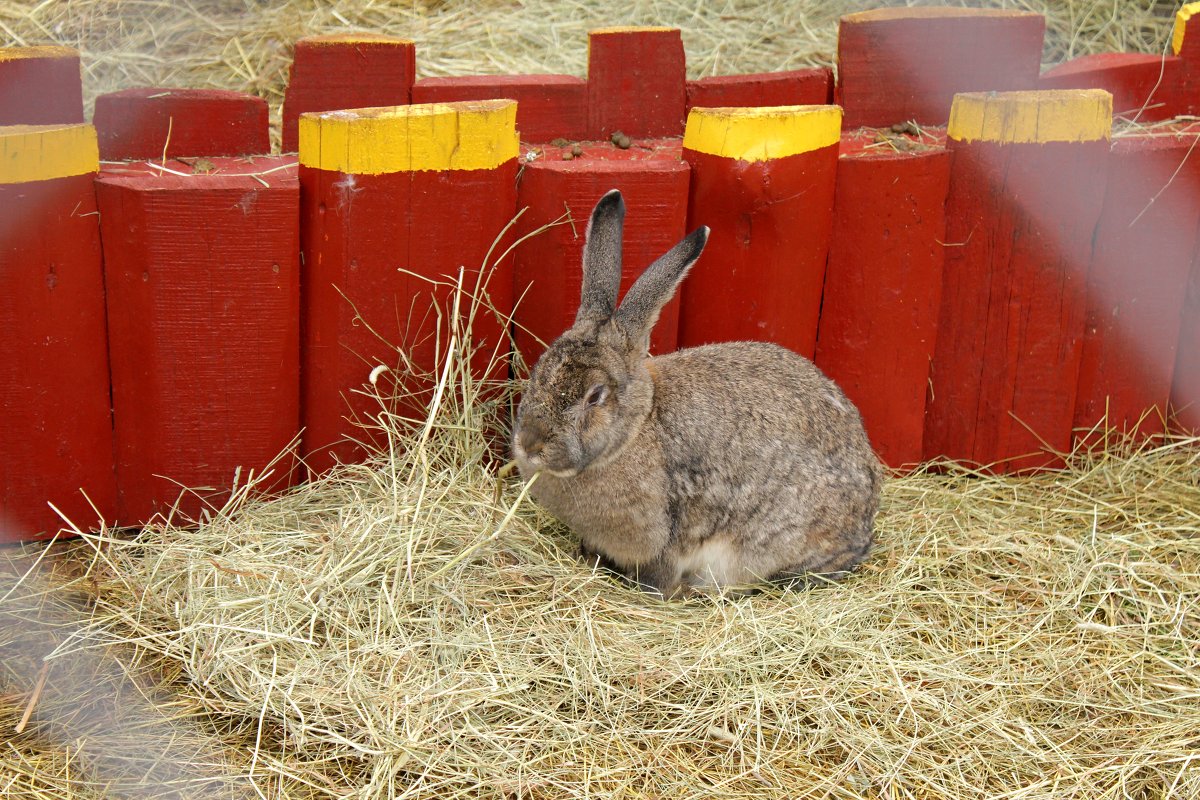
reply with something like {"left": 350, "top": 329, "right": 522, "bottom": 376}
{"left": 1039, "top": 54, "right": 1182, "bottom": 122}
{"left": 281, "top": 34, "right": 416, "bottom": 152}
{"left": 587, "top": 27, "right": 686, "bottom": 140}
{"left": 298, "top": 100, "right": 519, "bottom": 473}
{"left": 512, "top": 143, "right": 689, "bottom": 366}
{"left": 1073, "top": 130, "right": 1200, "bottom": 444}
{"left": 94, "top": 88, "right": 269, "bottom": 160}
{"left": 0, "top": 124, "right": 115, "bottom": 541}
{"left": 815, "top": 134, "right": 951, "bottom": 470}
{"left": 413, "top": 75, "right": 587, "bottom": 142}
{"left": 686, "top": 68, "right": 832, "bottom": 112}
{"left": 0, "top": 46, "right": 84, "bottom": 125}
{"left": 1172, "top": 3, "right": 1200, "bottom": 116}
{"left": 678, "top": 105, "right": 842, "bottom": 360}
{"left": 924, "top": 90, "right": 1112, "bottom": 472}
{"left": 836, "top": 8, "right": 1044, "bottom": 128}
{"left": 95, "top": 157, "right": 301, "bottom": 524}
{"left": 1173, "top": 254, "right": 1200, "bottom": 434}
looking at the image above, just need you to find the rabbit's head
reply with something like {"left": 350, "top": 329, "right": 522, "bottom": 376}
{"left": 513, "top": 190, "right": 708, "bottom": 478}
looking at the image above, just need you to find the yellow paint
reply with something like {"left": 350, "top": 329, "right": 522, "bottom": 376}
{"left": 0, "top": 124, "right": 98, "bottom": 185}
{"left": 1173, "top": 3, "right": 1200, "bottom": 55}
{"left": 590, "top": 26, "right": 677, "bottom": 35}
{"left": 842, "top": 7, "right": 1039, "bottom": 22}
{"left": 947, "top": 90, "right": 1112, "bottom": 144}
{"left": 298, "top": 100, "right": 519, "bottom": 174}
{"left": 0, "top": 45, "right": 78, "bottom": 62}
{"left": 682, "top": 105, "right": 842, "bottom": 162}
{"left": 299, "top": 33, "right": 414, "bottom": 46}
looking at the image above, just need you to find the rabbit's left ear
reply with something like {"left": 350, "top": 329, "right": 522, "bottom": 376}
{"left": 615, "top": 226, "right": 709, "bottom": 352}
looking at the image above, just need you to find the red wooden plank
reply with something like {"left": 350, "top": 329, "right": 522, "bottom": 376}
{"left": 0, "top": 46, "right": 84, "bottom": 125}
{"left": 413, "top": 75, "right": 587, "bottom": 142}
{"left": 95, "top": 157, "right": 300, "bottom": 524}
{"left": 512, "top": 142, "right": 689, "bottom": 366}
{"left": 924, "top": 90, "right": 1112, "bottom": 473}
{"left": 281, "top": 34, "right": 415, "bottom": 152}
{"left": 1173, "top": 3, "right": 1200, "bottom": 116}
{"left": 1039, "top": 53, "right": 1182, "bottom": 121}
{"left": 1, "top": 124, "right": 115, "bottom": 541}
{"left": 837, "top": 8, "right": 1044, "bottom": 129}
{"left": 678, "top": 106, "right": 841, "bottom": 360}
{"left": 587, "top": 27, "right": 686, "bottom": 139}
{"left": 1173, "top": 253, "right": 1200, "bottom": 434}
{"left": 299, "top": 102, "right": 519, "bottom": 473}
{"left": 1074, "top": 131, "right": 1200, "bottom": 444}
{"left": 94, "top": 88, "right": 269, "bottom": 160}
{"left": 815, "top": 132, "right": 950, "bottom": 470}
{"left": 686, "top": 68, "right": 832, "bottom": 111}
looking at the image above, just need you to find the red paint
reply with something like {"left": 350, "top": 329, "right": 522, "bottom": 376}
{"left": 1177, "top": 11, "right": 1200, "bottom": 116}
{"left": 95, "top": 157, "right": 300, "bottom": 524}
{"left": 1040, "top": 53, "right": 1182, "bottom": 121}
{"left": 300, "top": 161, "right": 519, "bottom": 473}
{"left": 414, "top": 75, "right": 587, "bottom": 142}
{"left": 94, "top": 88, "right": 269, "bottom": 161}
{"left": 1074, "top": 132, "right": 1200, "bottom": 443}
{"left": 513, "top": 147, "right": 689, "bottom": 366}
{"left": 679, "top": 143, "right": 839, "bottom": 360}
{"left": 281, "top": 36, "right": 416, "bottom": 152}
{"left": 1173, "top": 254, "right": 1200, "bottom": 434}
{"left": 0, "top": 174, "right": 115, "bottom": 541}
{"left": 836, "top": 10, "right": 1044, "bottom": 128}
{"left": 686, "top": 69, "right": 832, "bottom": 111}
{"left": 925, "top": 138, "right": 1109, "bottom": 473}
{"left": 587, "top": 28, "right": 686, "bottom": 139}
{"left": 815, "top": 140, "right": 950, "bottom": 470}
{"left": 0, "top": 48, "right": 84, "bottom": 125}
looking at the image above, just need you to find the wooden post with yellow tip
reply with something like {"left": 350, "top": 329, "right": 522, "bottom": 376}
{"left": 0, "top": 123, "right": 116, "bottom": 541}
{"left": 298, "top": 100, "right": 519, "bottom": 473}
{"left": 924, "top": 89, "right": 1113, "bottom": 473}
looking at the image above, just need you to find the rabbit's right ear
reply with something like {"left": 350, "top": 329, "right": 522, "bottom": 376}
{"left": 574, "top": 189, "right": 625, "bottom": 327}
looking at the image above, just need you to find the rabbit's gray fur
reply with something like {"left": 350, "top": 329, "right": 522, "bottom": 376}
{"left": 513, "top": 190, "right": 882, "bottom": 598}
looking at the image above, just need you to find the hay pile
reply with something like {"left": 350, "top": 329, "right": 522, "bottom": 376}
{"left": 0, "top": 0, "right": 1184, "bottom": 148}
{"left": 3, "top": 272, "right": 1199, "bottom": 798}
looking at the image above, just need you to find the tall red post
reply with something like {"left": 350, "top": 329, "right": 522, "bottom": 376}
{"left": 0, "top": 46, "right": 85, "bottom": 125}
{"left": 925, "top": 90, "right": 1113, "bottom": 472}
{"left": 678, "top": 105, "right": 841, "bottom": 360}
{"left": 815, "top": 135, "right": 951, "bottom": 470}
{"left": 95, "top": 158, "right": 301, "bottom": 524}
{"left": 298, "top": 100, "right": 519, "bottom": 472}
{"left": 0, "top": 124, "right": 115, "bottom": 541}
{"left": 587, "top": 27, "right": 686, "bottom": 140}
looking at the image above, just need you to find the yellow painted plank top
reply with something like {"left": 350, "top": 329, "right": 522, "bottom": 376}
{"left": 842, "top": 7, "right": 1040, "bottom": 22}
{"left": 1174, "top": 3, "right": 1200, "bottom": 55}
{"left": 0, "top": 45, "right": 78, "bottom": 62}
{"left": 0, "top": 124, "right": 98, "bottom": 184}
{"left": 947, "top": 90, "right": 1112, "bottom": 144}
{"left": 590, "top": 26, "right": 677, "bottom": 35}
{"left": 299, "top": 33, "right": 414, "bottom": 46}
{"left": 298, "top": 100, "right": 519, "bottom": 174}
{"left": 682, "top": 105, "right": 842, "bottom": 162}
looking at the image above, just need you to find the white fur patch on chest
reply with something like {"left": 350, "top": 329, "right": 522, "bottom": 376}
{"left": 677, "top": 537, "right": 746, "bottom": 588}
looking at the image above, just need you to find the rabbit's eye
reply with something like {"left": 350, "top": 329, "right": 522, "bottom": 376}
{"left": 584, "top": 384, "right": 609, "bottom": 407}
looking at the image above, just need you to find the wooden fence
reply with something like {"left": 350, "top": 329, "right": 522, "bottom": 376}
{"left": 2, "top": 5, "right": 1200, "bottom": 541}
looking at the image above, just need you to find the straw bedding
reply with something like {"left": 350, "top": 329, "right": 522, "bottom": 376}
{"left": 2, "top": 1, "right": 1199, "bottom": 797}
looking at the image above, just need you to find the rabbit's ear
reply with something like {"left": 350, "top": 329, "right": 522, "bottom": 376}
{"left": 615, "top": 226, "right": 709, "bottom": 352}
{"left": 575, "top": 189, "right": 625, "bottom": 326}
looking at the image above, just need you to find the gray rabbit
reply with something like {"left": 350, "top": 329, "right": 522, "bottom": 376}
{"left": 512, "top": 190, "right": 882, "bottom": 598}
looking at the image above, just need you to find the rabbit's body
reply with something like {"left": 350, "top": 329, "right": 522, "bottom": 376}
{"left": 513, "top": 190, "right": 881, "bottom": 598}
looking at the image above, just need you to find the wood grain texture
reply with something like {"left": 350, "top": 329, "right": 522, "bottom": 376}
{"left": 925, "top": 136, "right": 1109, "bottom": 472}
{"left": 513, "top": 145, "right": 689, "bottom": 366}
{"left": 94, "top": 87, "right": 269, "bottom": 160}
{"left": 685, "top": 69, "right": 832, "bottom": 112}
{"left": 836, "top": 9, "right": 1044, "bottom": 128}
{"left": 0, "top": 46, "right": 84, "bottom": 125}
{"left": 1074, "top": 133, "right": 1200, "bottom": 443}
{"left": 815, "top": 139, "right": 950, "bottom": 470}
{"left": 587, "top": 27, "right": 686, "bottom": 139}
{"left": 414, "top": 75, "right": 588, "bottom": 142}
{"left": 679, "top": 143, "right": 839, "bottom": 360}
{"left": 96, "top": 157, "right": 300, "bottom": 524}
{"left": 281, "top": 35, "right": 415, "bottom": 152}
{"left": 1, "top": 173, "right": 115, "bottom": 541}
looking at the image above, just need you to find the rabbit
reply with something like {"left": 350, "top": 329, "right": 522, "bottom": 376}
{"left": 512, "top": 189, "right": 882, "bottom": 598}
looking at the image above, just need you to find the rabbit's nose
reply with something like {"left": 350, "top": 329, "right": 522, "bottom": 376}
{"left": 518, "top": 422, "right": 547, "bottom": 458}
